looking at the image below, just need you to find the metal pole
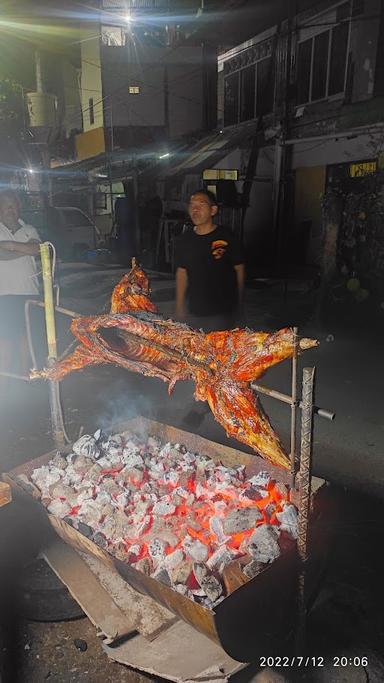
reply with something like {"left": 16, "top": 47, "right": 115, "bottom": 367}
{"left": 290, "top": 327, "right": 299, "bottom": 488}
{"left": 40, "top": 242, "right": 65, "bottom": 449}
{"left": 296, "top": 366, "right": 315, "bottom": 653}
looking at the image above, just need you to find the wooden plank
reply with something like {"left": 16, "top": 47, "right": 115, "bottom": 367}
{"left": 0, "top": 482, "right": 12, "bottom": 507}
{"left": 43, "top": 540, "right": 137, "bottom": 643}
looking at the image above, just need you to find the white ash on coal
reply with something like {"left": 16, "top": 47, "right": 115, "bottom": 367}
{"left": 27, "top": 429, "right": 298, "bottom": 608}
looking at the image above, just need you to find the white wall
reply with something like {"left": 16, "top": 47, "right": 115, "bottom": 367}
{"left": 80, "top": 33, "right": 104, "bottom": 132}
{"left": 291, "top": 131, "right": 384, "bottom": 169}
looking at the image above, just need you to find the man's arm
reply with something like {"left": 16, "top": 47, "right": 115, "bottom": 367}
{"left": 234, "top": 263, "right": 245, "bottom": 304}
{"left": 175, "top": 267, "right": 188, "bottom": 320}
{"left": 0, "top": 240, "right": 40, "bottom": 260}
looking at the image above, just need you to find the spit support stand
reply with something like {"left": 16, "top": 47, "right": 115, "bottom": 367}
{"left": 296, "top": 366, "right": 316, "bottom": 654}
{"left": 290, "top": 326, "right": 299, "bottom": 488}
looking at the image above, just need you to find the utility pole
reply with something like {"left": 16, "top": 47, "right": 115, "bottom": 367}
{"left": 275, "top": 0, "right": 296, "bottom": 269}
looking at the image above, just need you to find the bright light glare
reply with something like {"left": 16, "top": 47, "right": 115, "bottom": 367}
{"left": 28, "top": 168, "right": 35, "bottom": 174}
{"left": 159, "top": 152, "right": 170, "bottom": 159}
{"left": 125, "top": 14, "right": 133, "bottom": 23}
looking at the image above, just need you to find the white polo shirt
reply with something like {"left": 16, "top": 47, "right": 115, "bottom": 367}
{"left": 0, "top": 219, "right": 40, "bottom": 296}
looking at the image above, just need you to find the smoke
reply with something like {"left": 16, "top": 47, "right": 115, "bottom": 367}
{"left": 91, "top": 375, "right": 165, "bottom": 437}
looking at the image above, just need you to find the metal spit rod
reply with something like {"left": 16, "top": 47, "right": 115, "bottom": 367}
{"left": 251, "top": 382, "right": 335, "bottom": 421}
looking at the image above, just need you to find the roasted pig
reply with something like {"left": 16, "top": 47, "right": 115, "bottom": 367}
{"left": 32, "top": 261, "right": 318, "bottom": 469}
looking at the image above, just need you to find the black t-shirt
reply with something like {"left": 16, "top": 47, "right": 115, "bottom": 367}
{"left": 174, "top": 225, "right": 244, "bottom": 316}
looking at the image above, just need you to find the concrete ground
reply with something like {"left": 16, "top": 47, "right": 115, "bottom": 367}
{"left": 1, "top": 264, "right": 383, "bottom": 682}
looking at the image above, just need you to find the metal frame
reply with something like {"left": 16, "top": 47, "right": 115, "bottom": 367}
{"left": 251, "top": 333, "right": 335, "bottom": 651}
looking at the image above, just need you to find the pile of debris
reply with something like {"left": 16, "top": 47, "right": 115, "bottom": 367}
{"left": 29, "top": 430, "right": 298, "bottom": 609}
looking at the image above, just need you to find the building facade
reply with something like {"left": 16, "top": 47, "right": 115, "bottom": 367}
{"left": 191, "top": 0, "right": 384, "bottom": 297}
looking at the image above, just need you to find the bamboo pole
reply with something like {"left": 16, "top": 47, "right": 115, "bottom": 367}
{"left": 40, "top": 243, "right": 65, "bottom": 449}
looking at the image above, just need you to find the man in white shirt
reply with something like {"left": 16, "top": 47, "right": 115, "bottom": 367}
{"left": 0, "top": 190, "right": 41, "bottom": 378}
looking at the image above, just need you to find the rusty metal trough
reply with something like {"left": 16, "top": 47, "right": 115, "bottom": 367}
{"left": 3, "top": 417, "right": 328, "bottom": 662}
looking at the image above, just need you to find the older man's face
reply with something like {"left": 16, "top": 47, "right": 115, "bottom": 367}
{"left": 188, "top": 193, "right": 217, "bottom": 226}
{"left": 0, "top": 194, "right": 20, "bottom": 231}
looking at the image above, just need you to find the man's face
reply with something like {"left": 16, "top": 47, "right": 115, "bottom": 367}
{"left": 188, "top": 193, "right": 217, "bottom": 226}
{"left": 0, "top": 194, "right": 20, "bottom": 231}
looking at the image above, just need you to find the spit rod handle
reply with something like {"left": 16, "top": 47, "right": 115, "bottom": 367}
{"left": 314, "top": 406, "right": 335, "bottom": 421}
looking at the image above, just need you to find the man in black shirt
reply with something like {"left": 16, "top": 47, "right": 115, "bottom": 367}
{"left": 174, "top": 190, "right": 245, "bottom": 332}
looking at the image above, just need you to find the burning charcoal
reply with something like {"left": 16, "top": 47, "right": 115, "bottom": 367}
{"left": 182, "top": 535, "right": 209, "bottom": 563}
{"left": 77, "top": 521, "right": 94, "bottom": 538}
{"left": 114, "top": 543, "right": 129, "bottom": 561}
{"left": 95, "top": 455, "right": 113, "bottom": 469}
{"left": 275, "top": 482, "right": 289, "bottom": 499}
{"left": 247, "top": 471, "right": 271, "bottom": 488}
{"left": 72, "top": 434, "right": 100, "bottom": 460}
{"left": 195, "top": 454, "right": 212, "bottom": 469}
{"left": 276, "top": 503, "right": 298, "bottom": 539}
{"left": 158, "top": 442, "right": 172, "bottom": 458}
{"left": 170, "top": 560, "right": 193, "bottom": 586}
{"left": 192, "top": 562, "right": 208, "bottom": 586}
{"left": 47, "top": 499, "right": 71, "bottom": 518}
{"left": 128, "top": 543, "right": 141, "bottom": 557}
{"left": 182, "top": 451, "right": 196, "bottom": 465}
{"left": 72, "top": 454, "right": 91, "bottom": 473}
{"left": 264, "top": 503, "right": 276, "bottom": 523}
{"left": 101, "top": 479, "right": 121, "bottom": 497}
{"left": 247, "top": 525, "right": 280, "bottom": 564}
{"left": 152, "top": 498, "right": 176, "bottom": 516}
{"left": 149, "top": 538, "right": 168, "bottom": 565}
{"left": 240, "top": 487, "right": 264, "bottom": 502}
{"left": 50, "top": 483, "right": 78, "bottom": 506}
{"left": 207, "top": 547, "right": 237, "bottom": 572}
{"left": 93, "top": 532, "right": 108, "bottom": 549}
{"left": 94, "top": 490, "right": 111, "bottom": 506}
{"left": 163, "top": 548, "right": 184, "bottom": 571}
{"left": 78, "top": 499, "right": 103, "bottom": 525}
{"left": 174, "top": 583, "right": 192, "bottom": 597}
{"left": 222, "top": 507, "right": 263, "bottom": 535}
{"left": 103, "top": 434, "right": 124, "bottom": 458}
{"left": 209, "top": 517, "right": 230, "bottom": 545}
{"left": 147, "top": 435, "right": 161, "bottom": 452}
{"left": 122, "top": 448, "right": 143, "bottom": 469}
{"left": 76, "top": 487, "right": 95, "bottom": 504}
{"left": 51, "top": 453, "right": 68, "bottom": 470}
{"left": 200, "top": 575, "right": 223, "bottom": 603}
{"left": 133, "top": 557, "right": 153, "bottom": 576}
{"left": 152, "top": 567, "right": 172, "bottom": 587}
{"left": 149, "top": 461, "right": 165, "bottom": 480}
{"left": 191, "top": 588, "right": 207, "bottom": 598}
{"left": 163, "top": 470, "right": 179, "bottom": 487}
{"left": 63, "top": 466, "right": 83, "bottom": 487}
{"left": 84, "top": 463, "right": 102, "bottom": 484}
{"left": 234, "top": 465, "right": 246, "bottom": 481}
{"left": 31, "top": 466, "right": 63, "bottom": 494}
{"left": 100, "top": 516, "right": 117, "bottom": 539}
{"left": 101, "top": 499, "right": 115, "bottom": 516}
{"left": 243, "top": 560, "right": 263, "bottom": 579}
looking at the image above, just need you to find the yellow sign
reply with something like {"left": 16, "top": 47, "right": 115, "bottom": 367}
{"left": 349, "top": 161, "right": 377, "bottom": 177}
{"left": 203, "top": 169, "right": 238, "bottom": 181}
{"left": 75, "top": 127, "right": 106, "bottom": 161}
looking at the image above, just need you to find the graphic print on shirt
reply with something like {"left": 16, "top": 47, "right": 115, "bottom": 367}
{"left": 211, "top": 239, "right": 228, "bottom": 260}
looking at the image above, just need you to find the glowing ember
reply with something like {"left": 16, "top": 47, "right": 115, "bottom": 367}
{"left": 28, "top": 429, "right": 298, "bottom": 609}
